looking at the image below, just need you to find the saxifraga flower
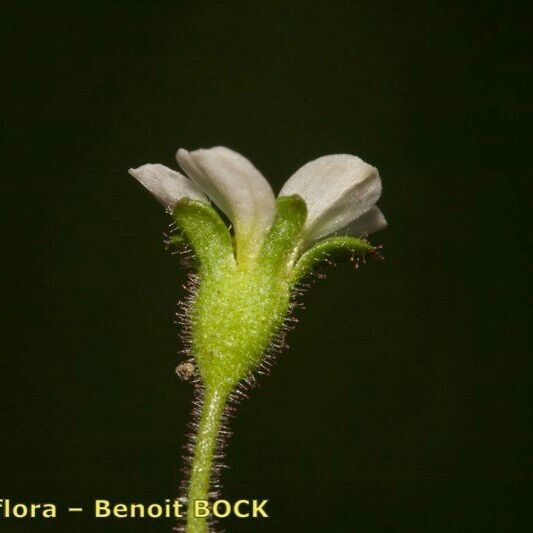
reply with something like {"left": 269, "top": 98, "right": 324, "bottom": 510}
{"left": 128, "top": 146, "right": 386, "bottom": 533}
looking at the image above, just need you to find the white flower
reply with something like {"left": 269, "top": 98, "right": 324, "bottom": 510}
{"left": 129, "top": 146, "right": 385, "bottom": 258}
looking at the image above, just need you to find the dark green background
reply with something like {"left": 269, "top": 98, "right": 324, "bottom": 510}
{"left": 2, "top": 1, "right": 530, "bottom": 532}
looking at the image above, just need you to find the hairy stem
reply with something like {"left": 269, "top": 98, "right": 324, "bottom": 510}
{"left": 186, "top": 386, "right": 229, "bottom": 533}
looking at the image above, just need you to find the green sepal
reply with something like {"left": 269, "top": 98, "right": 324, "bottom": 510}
{"left": 258, "top": 195, "right": 307, "bottom": 277}
{"left": 172, "top": 199, "right": 235, "bottom": 277}
{"left": 291, "top": 235, "right": 376, "bottom": 284}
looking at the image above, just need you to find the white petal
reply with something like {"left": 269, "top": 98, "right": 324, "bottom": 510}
{"left": 176, "top": 146, "right": 276, "bottom": 260}
{"left": 128, "top": 164, "right": 208, "bottom": 211}
{"left": 341, "top": 206, "right": 387, "bottom": 237}
{"left": 279, "top": 154, "right": 382, "bottom": 243}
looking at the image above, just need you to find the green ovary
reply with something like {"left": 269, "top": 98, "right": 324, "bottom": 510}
{"left": 191, "top": 266, "right": 291, "bottom": 393}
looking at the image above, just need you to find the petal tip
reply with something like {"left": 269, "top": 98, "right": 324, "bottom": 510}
{"left": 128, "top": 163, "right": 154, "bottom": 180}
{"left": 128, "top": 162, "right": 207, "bottom": 209}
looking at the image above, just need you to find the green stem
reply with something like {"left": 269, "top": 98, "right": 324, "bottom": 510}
{"left": 186, "top": 386, "right": 229, "bottom": 533}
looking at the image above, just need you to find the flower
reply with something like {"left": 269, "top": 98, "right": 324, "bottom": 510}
{"left": 129, "top": 146, "right": 386, "bottom": 261}
{"left": 129, "top": 147, "right": 387, "bottom": 526}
